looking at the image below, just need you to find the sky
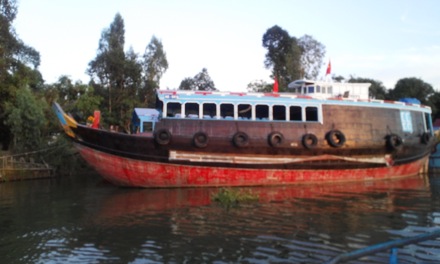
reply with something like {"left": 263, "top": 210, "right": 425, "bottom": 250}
{"left": 14, "top": 0, "right": 440, "bottom": 92}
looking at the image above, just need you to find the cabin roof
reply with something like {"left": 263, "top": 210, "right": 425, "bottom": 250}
{"left": 157, "top": 90, "right": 317, "bottom": 104}
{"left": 132, "top": 108, "right": 159, "bottom": 126}
{"left": 134, "top": 108, "right": 159, "bottom": 116}
{"left": 155, "top": 89, "right": 431, "bottom": 113}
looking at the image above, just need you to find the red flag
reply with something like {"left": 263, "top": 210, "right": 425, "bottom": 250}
{"left": 273, "top": 77, "right": 279, "bottom": 93}
{"left": 326, "top": 60, "right": 331, "bottom": 75}
{"left": 91, "top": 110, "right": 100, "bottom": 129}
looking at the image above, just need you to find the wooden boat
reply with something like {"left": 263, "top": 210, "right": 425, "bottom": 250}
{"left": 53, "top": 79, "right": 435, "bottom": 187}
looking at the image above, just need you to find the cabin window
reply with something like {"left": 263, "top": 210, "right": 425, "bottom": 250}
{"left": 322, "top": 87, "right": 326, "bottom": 93}
{"left": 256, "top": 105, "right": 269, "bottom": 120}
{"left": 425, "top": 113, "right": 432, "bottom": 133}
{"left": 303, "top": 87, "right": 307, "bottom": 94}
{"left": 327, "top": 86, "right": 333, "bottom": 94}
{"left": 142, "top": 121, "right": 153, "bottom": 132}
{"left": 202, "top": 103, "right": 216, "bottom": 118}
{"left": 220, "top": 103, "right": 234, "bottom": 118}
{"left": 273, "top": 105, "right": 286, "bottom": 121}
{"left": 316, "top": 86, "right": 321, "bottom": 93}
{"left": 400, "top": 111, "right": 413, "bottom": 133}
{"left": 238, "top": 104, "right": 252, "bottom": 119}
{"left": 289, "top": 106, "right": 302, "bottom": 121}
{"left": 185, "top": 102, "right": 199, "bottom": 118}
{"left": 166, "top": 102, "right": 181, "bottom": 117}
{"left": 308, "top": 86, "right": 314, "bottom": 93}
{"left": 305, "top": 106, "right": 318, "bottom": 121}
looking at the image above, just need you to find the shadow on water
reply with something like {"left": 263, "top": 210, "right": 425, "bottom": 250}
{"left": 1, "top": 173, "right": 440, "bottom": 263}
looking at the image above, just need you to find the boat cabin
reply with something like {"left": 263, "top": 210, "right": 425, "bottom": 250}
{"left": 132, "top": 108, "right": 159, "bottom": 133}
{"left": 287, "top": 79, "right": 371, "bottom": 100}
{"left": 153, "top": 90, "right": 326, "bottom": 125}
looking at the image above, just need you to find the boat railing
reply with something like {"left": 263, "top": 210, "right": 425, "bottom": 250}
{"left": 324, "top": 229, "right": 440, "bottom": 264}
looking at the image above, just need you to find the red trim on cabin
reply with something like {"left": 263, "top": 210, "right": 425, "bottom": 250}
{"left": 159, "top": 90, "right": 177, "bottom": 95}
{"left": 229, "top": 92, "right": 247, "bottom": 96}
{"left": 296, "top": 95, "right": 313, "bottom": 99}
{"left": 264, "top": 93, "right": 280, "bottom": 97}
{"left": 195, "top": 91, "right": 212, "bottom": 95}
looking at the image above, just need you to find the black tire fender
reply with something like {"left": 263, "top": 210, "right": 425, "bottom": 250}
{"left": 268, "top": 132, "right": 284, "bottom": 147}
{"left": 386, "top": 133, "right": 403, "bottom": 151}
{"left": 232, "top": 131, "right": 249, "bottom": 148}
{"left": 326, "top": 130, "right": 346, "bottom": 148}
{"left": 155, "top": 129, "right": 172, "bottom": 145}
{"left": 302, "top": 133, "right": 318, "bottom": 149}
{"left": 193, "top": 132, "right": 209, "bottom": 148}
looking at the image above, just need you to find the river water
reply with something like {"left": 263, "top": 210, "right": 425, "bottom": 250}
{"left": 1, "top": 172, "right": 440, "bottom": 263}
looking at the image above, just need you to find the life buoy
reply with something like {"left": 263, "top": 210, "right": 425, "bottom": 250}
{"left": 193, "top": 132, "right": 209, "bottom": 148}
{"left": 421, "top": 132, "right": 431, "bottom": 144}
{"left": 154, "top": 129, "right": 172, "bottom": 145}
{"left": 268, "top": 132, "right": 284, "bottom": 147}
{"left": 232, "top": 131, "right": 249, "bottom": 148}
{"left": 386, "top": 133, "right": 403, "bottom": 151}
{"left": 302, "top": 133, "right": 318, "bottom": 149}
{"left": 326, "top": 130, "right": 346, "bottom": 148}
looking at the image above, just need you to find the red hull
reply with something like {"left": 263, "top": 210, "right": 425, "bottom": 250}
{"left": 76, "top": 144, "right": 429, "bottom": 188}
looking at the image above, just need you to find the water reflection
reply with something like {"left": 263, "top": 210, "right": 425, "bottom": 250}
{"left": 1, "top": 174, "right": 440, "bottom": 263}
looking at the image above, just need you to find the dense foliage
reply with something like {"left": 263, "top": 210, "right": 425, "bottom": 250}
{"left": 262, "top": 25, "right": 325, "bottom": 91}
{"left": 179, "top": 68, "right": 217, "bottom": 91}
{"left": 2, "top": 0, "right": 440, "bottom": 174}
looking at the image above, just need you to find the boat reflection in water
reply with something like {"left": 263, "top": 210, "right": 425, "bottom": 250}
{"left": 84, "top": 175, "right": 440, "bottom": 263}
{"left": 95, "top": 176, "right": 429, "bottom": 222}
{"left": 2, "top": 175, "right": 440, "bottom": 263}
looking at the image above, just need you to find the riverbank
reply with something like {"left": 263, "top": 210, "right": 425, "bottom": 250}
{"left": 0, "top": 151, "right": 55, "bottom": 182}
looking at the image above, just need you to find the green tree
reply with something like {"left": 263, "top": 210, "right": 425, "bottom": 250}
{"left": 348, "top": 76, "right": 387, "bottom": 99}
{"left": 387, "top": 77, "right": 434, "bottom": 104}
{"left": 298, "top": 35, "right": 325, "bottom": 79}
{"left": 247, "top": 80, "right": 272, "bottom": 92}
{"left": 143, "top": 36, "right": 168, "bottom": 84}
{"left": 142, "top": 36, "right": 168, "bottom": 107}
{"left": 193, "top": 68, "right": 216, "bottom": 91}
{"left": 87, "top": 13, "right": 126, "bottom": 116}
{"left": 285, "top": 39, "right": 302, "bottom": 83}
{"left": 332, "top": 75, "right": 345, "bottom": 82}
{"left": 50, "top": 75, "right": 80, "bottom": 105}
{"left": 179, "top": 77, "right": 195, "bottom": 90}
{"left": 120, "top": 47, "right": 143, "bottom": 128}
{"left": 262, "top": 26, "right": 326, "bottom": 90}
{"left": 4, "top": 86, "right": 45, "bottom": 152}
{"left": 0, "top": 0, "right": 41, "bottom": 150}
{"left": 87, "top": 13, "right": 149, "bottom": 129}
{"left": 262, "top": 25, "right": 298, "bottom": 90}
{"left": 179, "top": 68, "right": 216, "bottom": 91}
{"left": 427, "top": 92, "right": 440, "bottom": 120}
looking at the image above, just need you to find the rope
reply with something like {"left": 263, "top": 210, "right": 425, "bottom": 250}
{"left": 0, "top": 144, "right": 67, "bottom": 158}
